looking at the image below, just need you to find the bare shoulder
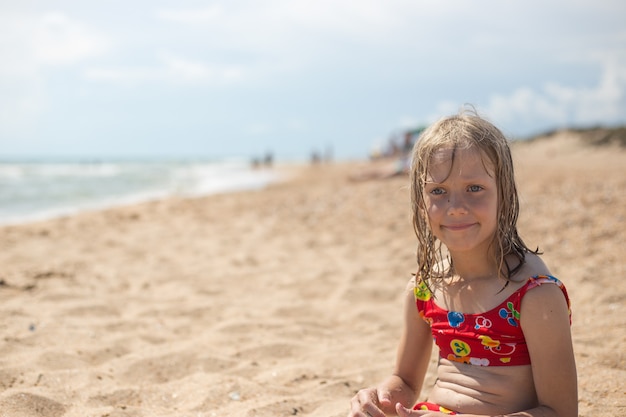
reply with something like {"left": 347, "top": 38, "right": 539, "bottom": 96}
{"left": 517, "top": 253, "right": 570, "bottom": 321}
{"left": 520, "top": 277, "right": 571, "bottom": 329}
{"left": 405, "top": 275, "right": 417, "bottom": 292}
{"left": 511, "top": 252, "right": 551, "bottom": 282}
{"left": 523, "top": 280, "right": 568, "bottom": 309}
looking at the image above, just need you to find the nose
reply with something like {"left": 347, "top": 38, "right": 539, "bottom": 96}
{"left": 446, "top": 192, "right": 468, "bottom": 215}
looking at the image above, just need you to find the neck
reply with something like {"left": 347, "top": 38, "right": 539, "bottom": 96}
{"left": 449, "top": 250, "right": 499, "bottom": 282}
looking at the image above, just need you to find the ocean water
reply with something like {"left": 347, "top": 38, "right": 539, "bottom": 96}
{"left": 0, "top": 158, "right": 280, "bottom": 226}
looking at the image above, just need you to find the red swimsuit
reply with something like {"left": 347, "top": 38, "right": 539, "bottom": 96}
{"left": 414, "top": 275, "right": 571, "bottom": 367}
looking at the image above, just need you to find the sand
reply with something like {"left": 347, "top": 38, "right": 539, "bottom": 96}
{"left": 0, "top": 132, "right": 624, "bottom": 417}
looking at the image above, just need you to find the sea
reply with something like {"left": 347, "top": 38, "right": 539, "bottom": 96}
{"left": 0, "top": 157, "right": 281, "bottom": 226}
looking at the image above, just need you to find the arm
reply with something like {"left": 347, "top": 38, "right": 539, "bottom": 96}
{"left": 516, "top": 282, "right": 578, "bottom": 417}
{"left": 350, "top": 283, "right": 434, "bottom": 417}
{"left": 391, "top": 284, "right": 434, "bottom": 407}
{"left": 396, "top": 282, "right": 577, "bottom": 417}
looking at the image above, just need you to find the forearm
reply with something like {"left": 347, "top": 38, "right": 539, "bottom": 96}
{"left": 378, "top": 374, "right": 419, "bottom": 414}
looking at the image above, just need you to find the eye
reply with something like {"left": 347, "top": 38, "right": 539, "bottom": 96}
{"left": 468, "top": 185, "right": 483, "bottom": 192}
{"left": 430, "top": 187, "right": 446, "bottom": 195}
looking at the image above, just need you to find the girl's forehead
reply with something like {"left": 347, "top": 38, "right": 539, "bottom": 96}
{"left": 426, "top": 146, "right": 494, "bottom": 181}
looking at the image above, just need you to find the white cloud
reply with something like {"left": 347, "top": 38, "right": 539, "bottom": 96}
{"left": 0, "top": 12, "right": 109, "bottom": 76}
{"left": 34, "top": 13, "right": 109, "bottom": 65}
{"left": 0, "top": 80, "right": 46, "bottom": 138}
{"left": 84, "top": 52, "right": 245, "bottom": 85}
{"left": 0, "top": 11, "right": 110, "bottom": 136}
{"left": 155, "top": 0, "right": 401, "bottom": 31}
{"left": 152, "top": 0, "right": 425, "bottom": 57}
{"left": 164, "top": 54, "right": 244, "bottom": 83}
{"left": 484, "top": 56, "right": 626, "bottom": 132}
{"left": 155, "top": 5, "right": 223, "bottom": 23}
{"left": 83, "top": 67, "right": 160, "bottom": 84}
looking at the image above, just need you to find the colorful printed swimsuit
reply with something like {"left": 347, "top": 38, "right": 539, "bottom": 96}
{"left": 414, "top": 275, "right": 571, "bottom": 366}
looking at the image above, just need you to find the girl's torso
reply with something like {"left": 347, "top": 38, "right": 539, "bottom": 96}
{"left": 428, "top": 358, "right": 538, "bottom": 415}
{"left": 416, "top": 255, "right": 567, "bottom": 414}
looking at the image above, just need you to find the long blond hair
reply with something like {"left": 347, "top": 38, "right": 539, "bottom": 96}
{"left": 410, "top": 109, "right": 536, "bottom": 285}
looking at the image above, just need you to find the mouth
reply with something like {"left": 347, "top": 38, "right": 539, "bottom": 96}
{"left": 442, "top": 223, "right": 476, "bottom": 231}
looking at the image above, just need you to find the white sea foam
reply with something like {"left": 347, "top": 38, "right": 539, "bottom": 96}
{"left": 0, "top": 158, "right": 281, "bottom": 225}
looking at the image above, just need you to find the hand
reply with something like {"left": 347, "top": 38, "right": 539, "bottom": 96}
{"left": 348, "top": 387, "right": 394, "bottom": 417}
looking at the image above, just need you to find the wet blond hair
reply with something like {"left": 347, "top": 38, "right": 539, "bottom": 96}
{"left": 410, "top": 108, "right": 536, "bottom": 285}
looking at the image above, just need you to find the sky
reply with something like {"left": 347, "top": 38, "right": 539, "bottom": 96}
{"left": 1, "top": 0, "right": 625, "bottom": 161}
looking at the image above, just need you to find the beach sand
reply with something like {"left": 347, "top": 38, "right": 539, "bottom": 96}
{"left": 0, "top": 132, "right": 624, "bottom": 417}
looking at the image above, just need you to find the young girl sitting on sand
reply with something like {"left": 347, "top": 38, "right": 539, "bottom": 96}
{"left": 349, "top": 110, "right": 577, "bottom": 417}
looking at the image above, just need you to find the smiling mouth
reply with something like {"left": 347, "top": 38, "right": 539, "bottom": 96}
{"left": 443, "top": 223, "right": 476, "bottom": 231}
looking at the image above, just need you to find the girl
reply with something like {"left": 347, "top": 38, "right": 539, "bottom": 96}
{"left": 349, "top": 110, "right": 577, "bottom": 417}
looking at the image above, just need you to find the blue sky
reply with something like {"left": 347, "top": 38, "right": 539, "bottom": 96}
{"left": 1, "top": 0, "right": 625, "bottom": 161}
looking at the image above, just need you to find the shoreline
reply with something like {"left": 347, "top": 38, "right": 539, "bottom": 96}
{"left": 0, "top": 161, "right": 291, "bottom": 228}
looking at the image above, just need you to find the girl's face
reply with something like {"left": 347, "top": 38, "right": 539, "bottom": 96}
{"left": 422, "top": 146, "right": 499, "bottom": 256}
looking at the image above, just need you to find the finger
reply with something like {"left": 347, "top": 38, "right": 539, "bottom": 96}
{"left": 349, "top": 394, "right": 360, "bottom": 411}
{"left": 396, "top": 402, "right": 417, "bottom": 417}
{"left": 361, "top": 394, "right": 386, "bottom": 417}
{"left": 377, "top": 389, "right": 392, "bottom": 408}
{"left": 349, "top": 394, "right": 368, "bottom": 416}
{"left": 349, "top": 390, "right": 384, "bottom": 417}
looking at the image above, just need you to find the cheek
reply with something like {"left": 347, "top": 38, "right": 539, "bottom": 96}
{"left": 419, "top": 197, "right": 439, "bottom": 228}
{"left": 425, "top": 202, "right": 446, "bottom": 228}
{"left": 476, "top": 196, "right": 499, "bottom": 226}
{"left": 422, "top": 196, "right": 439, "bottom": 217}
{"left": 487, "top": 194, "right": 499, "bottom": 215}
{"left": 472, "top": 189, "right": 498, "bottom": 211}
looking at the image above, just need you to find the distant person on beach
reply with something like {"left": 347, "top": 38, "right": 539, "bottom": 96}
{"left": 349, "top": 131, "right": 418, "bottom": 181}
{"left": 348, "top": 109, "right": 577, "bottom": 416}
